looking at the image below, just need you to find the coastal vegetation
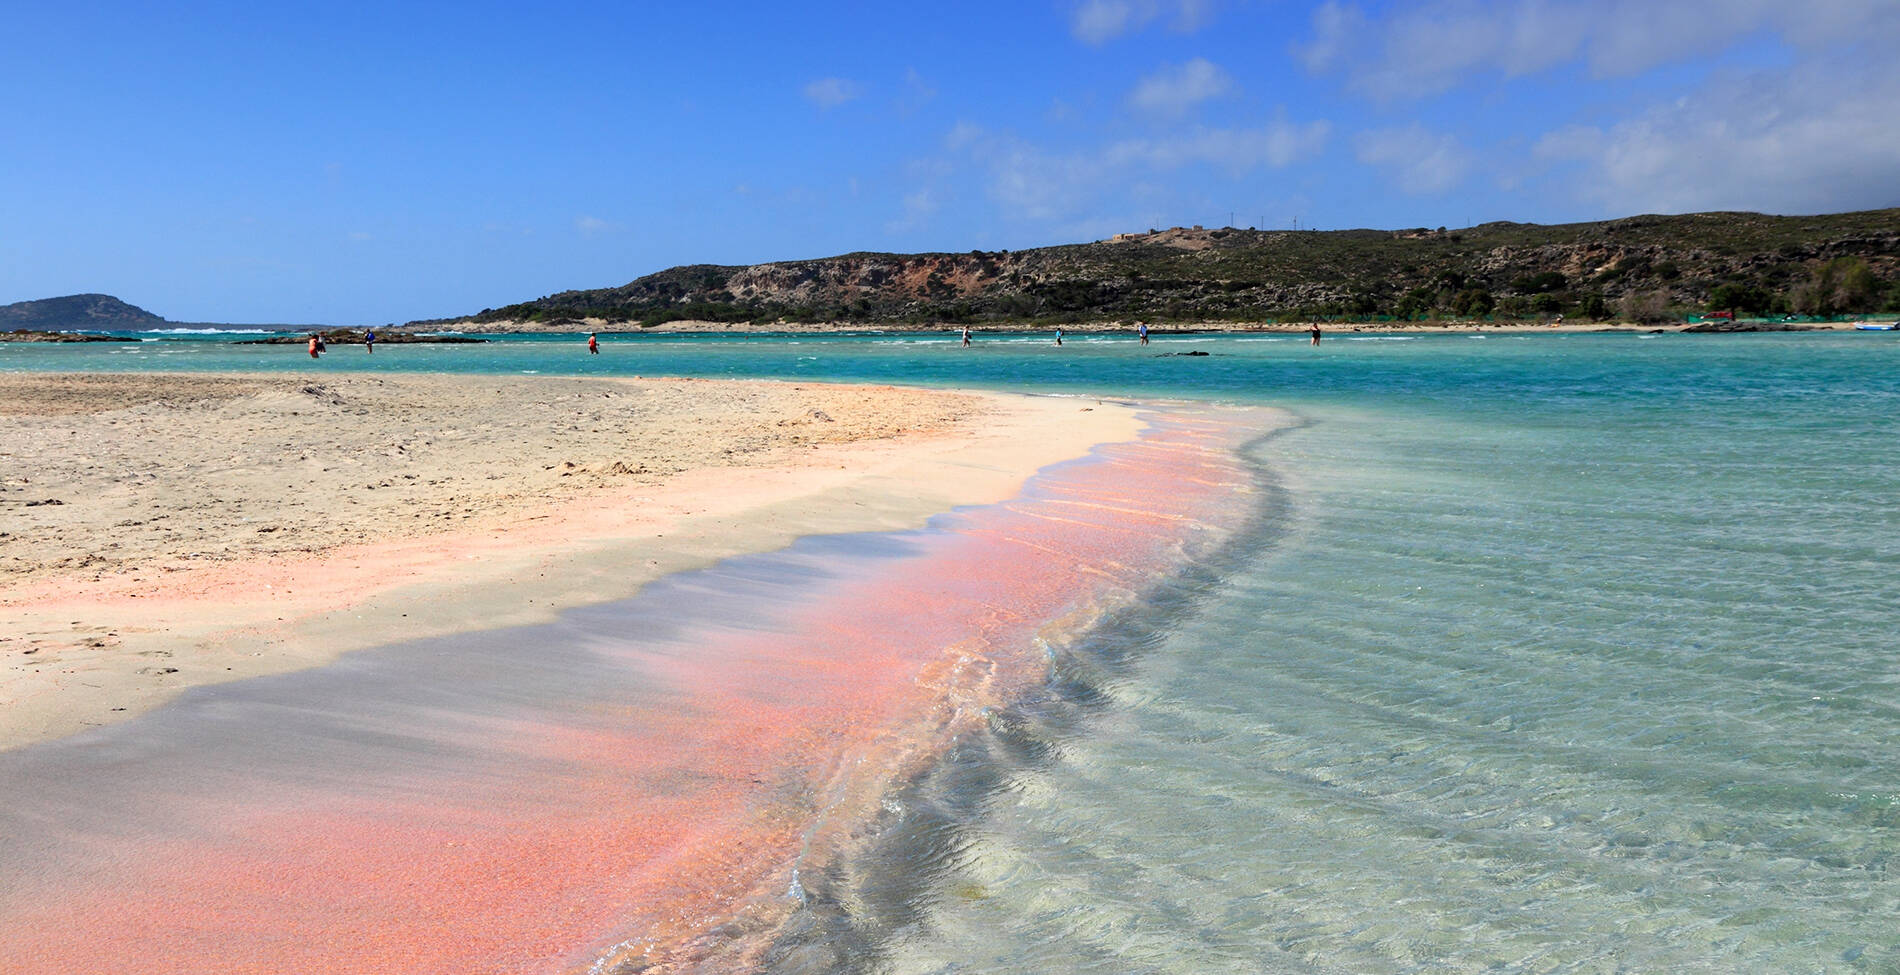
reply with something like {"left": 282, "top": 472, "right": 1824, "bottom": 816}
{"left": 437, "top": 208, "right": 1900, "bottom": 328}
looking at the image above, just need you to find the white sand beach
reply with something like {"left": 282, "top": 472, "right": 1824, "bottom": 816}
{"left": 0, "top": 373, "right": 1139, "bottom": 748}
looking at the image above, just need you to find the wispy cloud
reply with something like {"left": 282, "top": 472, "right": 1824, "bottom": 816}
{"left": 1534, "top": 62, "right": 1900, "bottom": 214}
{"left": 1110, "top": 116, "right": 1332, "bottom": 173}
{"left": 947, "top": 113, "right": 1329, "bottom": 222}
{"left": 1355, "top": 124, "right": 1474, "bottom": 195}
{"left": 886, "top": 189, "right": 941, "bottom": 233}
{"left": 1128, "top": 58, "right": 1234, "bottom": 116}
{"left": 1297, "top": 0, "right": 1900, "bottom": 99}
{"left": 1072, "top": 0, "right": 1216, "bottom": 44}
{"left": 802, "top": 77, "right": 863, "bottom": 109}
{"left": 574, "top": 215, "right": 618, "bottom": 236}
{"left": 897, "top": 68, "right": 937, "bottom": 116}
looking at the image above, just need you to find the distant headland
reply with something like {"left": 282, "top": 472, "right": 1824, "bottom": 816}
{"left": 419, "top": 207, "right": 1900, "bottom": 332}
{"left": 0, "top": 295, "right": 477, "bottom": 343}
{"left": 0, "top": 293, "right": 329, "bottom": 338}
{"left": 0, "top": 294, "right": 167, "bottom": 331}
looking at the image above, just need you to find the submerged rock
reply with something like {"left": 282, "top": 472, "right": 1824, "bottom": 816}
{"left": 0, "top": 329, "right": 127, "bottom": 342}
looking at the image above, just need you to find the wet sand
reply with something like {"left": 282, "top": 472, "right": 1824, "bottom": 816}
{"left": 1, "top": 372, "right": 1141, "bottom": 748}
{"left": 0, "top": 404, "right": 1281, "bottom": 973}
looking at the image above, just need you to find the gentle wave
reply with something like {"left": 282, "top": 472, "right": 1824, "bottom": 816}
{"left": 141, "top": 327, "right": 284, "bottom": 335}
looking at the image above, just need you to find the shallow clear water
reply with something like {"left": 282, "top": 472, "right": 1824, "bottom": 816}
{"left": 11, "top": 330, "right": 1900, "bottom": 970}
{"left": 854, "top": 396, "right": 1900, "bottom": 973}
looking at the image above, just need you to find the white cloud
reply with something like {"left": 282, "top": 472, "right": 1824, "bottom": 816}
{"left": 1072, "top": 0, "right": 1217, "bottom": 44}
{"left": 887, "top": 189, "right": 942, "bottom": 233}
{"left": 1297, "top": 0, "right": 1900, "bottom": 98}
{"left": 948, "top": 114, "right": 1330, "bottom": 222}
{"left": 1298, "top": 1, "right": 1368, "bottom": 72}
{"left": 897, "top": 68, "right": 937, "bottom": 116}
{"left": 1533, "top": 62, "right": 1900, "bottom": 214}
{"left": 1354, "top": 124, "right": 1475, "bottom": 195}
{"left": 803, "top": 77, "right": 862, "bottom": 109}
{"left": 945, "top": 121, "right": 986, "bottom": 151}
{"left": 1111, "top": 117, "right": 1332, "bottom": 173}
{"left": 939, "top": 125, "right": 1117, "bottom": 221}
{"left": 1074, "top": 0, "right": 1140, "bottom": 44}
{"left": 1173, "top": 0, "right": 1214, "bottom": 33}
{"left": 987, "top": 142, "right": 1109, "bottom": 221}
{"left": 1128, "top": 58, "right": 1234, "bottom": 116}
{"left": 574, "top": 215, "right": 617, "bottom": 235}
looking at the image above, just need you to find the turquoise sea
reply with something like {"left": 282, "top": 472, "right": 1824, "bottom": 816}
{"left": 8, "top": 330, "right": 1899, "bottom": 971}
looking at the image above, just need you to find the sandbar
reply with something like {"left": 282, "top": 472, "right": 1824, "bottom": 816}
{"left": 1, "top": 372, "right": 1140, "bottom": 749}
{"left": 0, "top": 401, "right": 1273, "bottom": 974}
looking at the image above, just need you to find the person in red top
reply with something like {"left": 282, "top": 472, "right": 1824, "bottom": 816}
{"left": 587, "top": 332, "right": 599, "bottom": 354}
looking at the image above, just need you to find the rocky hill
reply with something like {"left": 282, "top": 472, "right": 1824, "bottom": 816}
{"left": 439, "top": 209, "right": 1900, "bottom": 328}
{"left": 1, "top": 294, "right": 167, "bottom": 330}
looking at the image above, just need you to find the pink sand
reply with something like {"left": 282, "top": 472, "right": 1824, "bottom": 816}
{"left": 0, "top": 409, "right": 1260, "bottom": 974}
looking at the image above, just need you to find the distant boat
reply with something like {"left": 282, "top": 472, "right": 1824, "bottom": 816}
{"left": 1852, "top": 321, "right": 1898, "bottom": 331}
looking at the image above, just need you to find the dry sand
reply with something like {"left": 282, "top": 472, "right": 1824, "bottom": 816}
{"left": 1, "top": 373, "right": 1140, "bottom": 749}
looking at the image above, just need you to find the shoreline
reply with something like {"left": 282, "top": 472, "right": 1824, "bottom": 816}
{"left": 600, "top": 405, "right": 1285, "bottom": 973}
{"left": 412, "top": 317, "right": 1886, "bottom": 335}
{"left": 0, "top": 391, "right": 1284, "bottom": 974}
{"left": 10, "top": 319, "right": 1887, "bottom": 343}
{"left": 1, "top": 372, "right": 1142, "bottom": 750}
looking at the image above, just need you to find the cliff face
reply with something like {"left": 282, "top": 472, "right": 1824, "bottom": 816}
{"left": 444, "top": 208, "right": 1900, "bottom": 327}
{"left": 0, "top": 294, "right": 167, "bottom": 330}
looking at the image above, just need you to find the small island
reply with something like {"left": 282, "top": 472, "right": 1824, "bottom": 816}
{"left": 0, "top": 294, "right": 486, "bottom": 344}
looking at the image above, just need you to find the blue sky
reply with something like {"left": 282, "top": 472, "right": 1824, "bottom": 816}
{"left": 4, "top": 0, "right": 1897, "bottom": 324}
